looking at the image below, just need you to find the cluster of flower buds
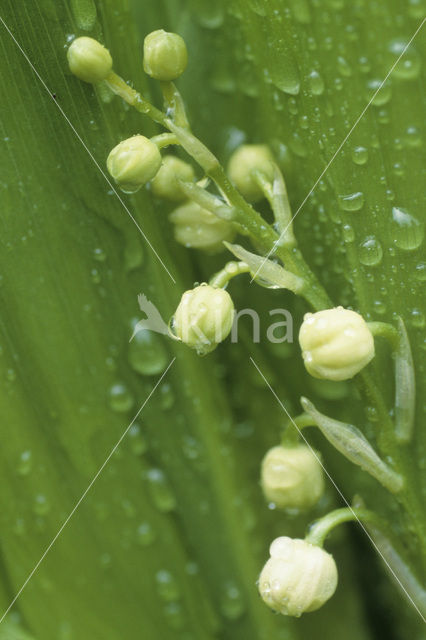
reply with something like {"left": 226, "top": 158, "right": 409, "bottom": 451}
{"left": 258, "top": 536, "right": 338, "bottom": 617}
{"left": 261, "top": 444, "right": 324, "bottom": 510}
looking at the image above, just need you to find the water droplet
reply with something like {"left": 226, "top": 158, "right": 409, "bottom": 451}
{"left": 109, "top": 383, "right": 135, "bottom": 413}
{"left": 220, "top": 581, "right": 245, "bottom": 620}
{"left": 358, "top": 236, "right": 383, "bottom": 266}
{"left": 404, "top": 126, "right": 422, "bottom": 148}
{"left": 391, "top": 207, "right": 424, "bottom": 250}
{"left": 366, "top": 79, "right": 392, "bottom": 106}
{"left": 93, "top": 247, "right": 106, "bottom": 262}
{"left": 308, "top": 70, "right": 325, "bottom": 95}
{"left": 136, "top": 521, "right": 156, "bottom": 546}
{"left": 155, "top": 570, "right": 180, "bottom": 602}
{"left": 289, "top": 132, "right": 307, "bottom": 157}
{"left": 128, "top": 329, "right": 168, "bottom": 376}
{"left": 408, "top": 0, "right": 426, "bottom": 19}
{"left": 337, "top": 56, "right": 352, "bottom": 77}
{"left": 163, "top": 601, "right": 186, "bottom": 630}
{"left": 338, "top": 191, "right": 364, "bottom": 211}
{"left": 351, "top": 146, "right": 368, "bottom": 165}
{"left": 387, "top": 40, "right": 421, "bottom": 80}
{"left": 342, "top": 224, "right": 355, "bottom": 243}
{"left": 159, "top": 382, "right": 175, "bottom": 410}
{"left": 6, "top": 368, "right": 16, "bottom": 382}
{"left": 269, "top": 50, "right": 300, "bottom": 95}
{"left": 146, "top": 468, "right": 176, "bottom": 513}
{"left": 373, "top": 299, "right": 387, "bottom": 315}
{"left": 415, "top": 261, "right": 426, "bottom": 281}
{"left": 409, "top": 308, "right": 425, "bottom": 328}
{"left": 128, "top": 423, "right": 147, "bottom": 455}
{"left": 196, "top": 1, "right": 224, "bottom": 28}
{"left": 33, "top": 494, "right": 50, "bottom": 516}
{"left": 17, "top": 450, "right": 32, "bottom": 475}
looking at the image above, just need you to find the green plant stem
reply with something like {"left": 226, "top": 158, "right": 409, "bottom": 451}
{"left": 209, "top": 261, "right": 251, "bottom": 288}
{"left": 305, "top": 507, "right": 377, "bottom": 547}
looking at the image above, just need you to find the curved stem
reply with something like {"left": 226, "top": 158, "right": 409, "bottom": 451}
{"left": 209, "top": 261, "right": 250, "bottom": 289}
{"left": 306, "top": 507, "right": 377, "bottom": 547}
{"left": 150, "top": 133, "right": 179, "bottom": 149}
{"left": 368, "top": 321, "right": 399, "bottom": 348}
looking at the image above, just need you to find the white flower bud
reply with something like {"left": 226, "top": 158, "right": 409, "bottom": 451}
{"left": 143, "top": 30, "right": 188, "bottom": 82}
{"left": 227, "top": 144, "right": 274, "bottom": 202}
{"left": 258, "top": 536, "right": 338, "bottom": 617}
{"left": 107, "top": 135, "right": 162, "bottom": 193}
{"left": 67, "top": 37, "right": 112, "bottom": 83}
{"left": 169, "top": 202, "right": 235, "bottom": 252}
{"left": 172, "top": 284, "right": 234, "bottom": 355}
{"left": 261, "top": 445, "right": 324, "bottom": 510}
{"left": 151, "top": 156, "right": 195, "bottom": 201}
{"left": 299, "top": 307, "right": 375, "bottom": 381}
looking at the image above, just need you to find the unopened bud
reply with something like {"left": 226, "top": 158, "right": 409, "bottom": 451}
{"left": 299, "top": 307, "right": 375, "bottom": 381}
{"left": 107, "top": 135, "right": 162, "bottom": 193}
{"left": 258, "top": 536, "right": 338, "bottom": 617}
{"left": 261, "top": 445, "right": 324, "bottom": 510}
{"left": 67, "top": 37, "right": 112, "bottom": 83}
{"left": 169, "top": 202, "right": 235, "bottom": 252}
{"left": 172, "top": 284, "right": 234, "bottom": 355}
{"left": 143, "top": 30, "right": 188, "bottom": 82}
{"left": 151, "top": 156, "right": 195, "bottom": 201}
{"left": 227, "top": 144, "right": 274, "bottom": 202}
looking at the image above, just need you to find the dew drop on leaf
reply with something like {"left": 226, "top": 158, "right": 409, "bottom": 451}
{"left": 136, "top": 521, "right": 156, "bottom": 546}
{"left": 163, "top": 601, "right": 186, "bottom": 631}
{"left": 109, "top": 383, "right": 135, "bottom": 412}
{"left": 128, "top": 329, "right": 168, "bottom": 376}
{"left": 387, "top": 39, "right": 421, "bottom": 80}
{"left": 33, "top": 494, "right": 50, "bottom": 516}
{"left": 155, "top": 570, "right": 180, "bottom": 602}
{"left": 358, "top": 235, "right": 383, "bottom": 266}
{"left": 220, "top": 581, "right": 245, "bottom": 620}
{"left": 409, "top": 308, "right": 425, "bottom": 328}
{"left": 308, "top": 70, "right": 325, "bottom": 95}
{"left": 128, "top": 423, "right": 148, "bottom": 456}
{"left": 338, "top": 191, "right": 364, "bottom": 211}
{"left": 351, "top": 146, "right": 368, "bottom": 165}
{"left": 391, "top": 206, "right": 424, "bottom": 250}
{"left": 365, "top": 79, "right": 392, "bottom": 106}
{"left": 342, "top": 224, "right": 355, "bottom": 243}
{"left": 415, "top": 261, "right": 426, "bottom": 281}
{"left": 145, "top": 468, "right": 176, "bottom": 513}
{"left": 17, "top": 450, "right": 32, "bottom": 476}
